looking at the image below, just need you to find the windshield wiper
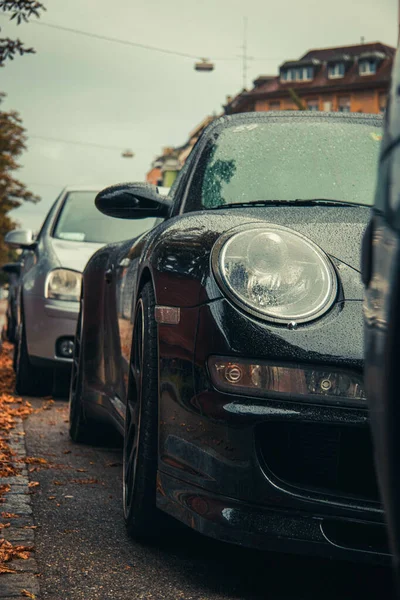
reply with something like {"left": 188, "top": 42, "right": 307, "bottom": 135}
{"left": 208, "top": 199, "right": 358, "bottom": 209}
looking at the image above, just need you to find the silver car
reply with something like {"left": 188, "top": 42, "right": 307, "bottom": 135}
{"left": 5, "top": 184, "right": 165, "bottom": 397}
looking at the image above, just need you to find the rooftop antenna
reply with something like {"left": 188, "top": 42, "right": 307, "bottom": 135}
{"left": 242, "top": 17, "right": 248, "bottom": 89}
{"left": 398, "top": 0, "right": 400, "bottom": 46}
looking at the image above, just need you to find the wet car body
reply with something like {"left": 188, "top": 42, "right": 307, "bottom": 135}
{"left": 363, "top": 47, "right": 400, "bottom": 574}
{"left": 78, "top": 112, "right": 388, "bottom": 562}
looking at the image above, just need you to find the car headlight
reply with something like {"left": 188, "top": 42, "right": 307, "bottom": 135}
{"left": 45, "top": 269, "right": 82, "bottom": 302}
{"left": 212, "top": 225, "right": 337, "bottom": 324}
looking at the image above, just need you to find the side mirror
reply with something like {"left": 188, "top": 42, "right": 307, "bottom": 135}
{"left": 95, "top": 183, "right": 172, "bottom": 220}
{"left": 2, "top": 262, "right": 21, "bottom": 276}
{"left": 4, "top": 229, "right": 36, "bottom": 249}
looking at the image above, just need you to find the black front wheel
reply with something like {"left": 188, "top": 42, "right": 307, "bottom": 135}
{"left": 123, "top": 283, "right": 163, "bottom": 541}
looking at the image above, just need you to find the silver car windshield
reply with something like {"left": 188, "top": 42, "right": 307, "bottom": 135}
{"left": 53, "top": 191, "right": 156, "bottom": 244}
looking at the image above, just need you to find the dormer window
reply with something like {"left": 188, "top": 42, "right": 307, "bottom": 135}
{"left": 328, "top": 63, "right": 345, "bottom": 79}
{"left": 281, "top": 66, "right": 313, "bottom": 82}
{"left": 359, "top": 59, "right": 377, "bottom": 76}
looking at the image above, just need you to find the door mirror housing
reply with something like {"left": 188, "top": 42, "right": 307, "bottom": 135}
{"left": 2, "top": 262, "right": 21, "bottom": 276}
{"left": 95, "top": 183, "right": 172, "bottom": 220}
{"left": 4, "top": 229, "right": 36, "bottom": 249}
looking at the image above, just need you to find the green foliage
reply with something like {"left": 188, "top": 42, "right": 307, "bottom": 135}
{"left": 0, "top": 0, "right": 46, "bottom": 66}
{"left": 202, "top": 145, "right": 236, "bottom": 208}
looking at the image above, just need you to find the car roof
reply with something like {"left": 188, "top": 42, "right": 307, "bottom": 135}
{"left": 62, "top": 185, "right": 106, "bottom": 193}
{"left": 203, "top": 110, "right": 383, "bottom": 138}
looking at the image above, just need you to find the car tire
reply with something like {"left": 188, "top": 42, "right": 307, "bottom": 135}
{"left": 69, "top": 307, "right": 98, "bottom": 443}
{"left": 69, "top": 307, "right": 116, "bottom": 445}
{"left": 123, "top": 282, "right": 163, "bottom": 541}
{"left": 15, "top": 318, "right": 53, "bottom": 397}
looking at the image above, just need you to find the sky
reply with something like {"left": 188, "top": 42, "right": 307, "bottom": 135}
{"left": 0, "top": 0, "right": 397, "bottom": 231}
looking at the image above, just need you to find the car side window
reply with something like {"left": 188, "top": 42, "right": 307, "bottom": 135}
{"left": 35, "top": 193, "right": 63, "bottom": 242}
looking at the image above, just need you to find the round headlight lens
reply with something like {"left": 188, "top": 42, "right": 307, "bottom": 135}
{"left": 214, "top": 226, "right": 337, "bottom": 324}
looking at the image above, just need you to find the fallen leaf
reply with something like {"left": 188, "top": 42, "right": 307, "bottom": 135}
{"left": 0, "top": 523, "right": 10, "bottom": 529}
{"left": 63, "top": 450, "right": 71, "bottom": 455}
{"left": 48, "top": 496, "right": 56, "bottom": 500}
{"left": 0, "top": 564, "right": 16, "bottom": 573}
{"left": 53, "top": 481, "right": 64, "bottom": 486}
{"left": 71, "top": 478, "right": 102, "bottom": 485}
{"left": 21, "top": 590, "right": 36, "bottom": 599}
{"left": 28, "top": 482, "right": 39, "bottom": 488}
{"left": 75, "top": 468, "right": 86, "bottom": 473}
{"left": 1, "top": 512, "right": 19, "bottom": 519}
{"left": 24, "top": 457, "right": 47, "bottom": 465}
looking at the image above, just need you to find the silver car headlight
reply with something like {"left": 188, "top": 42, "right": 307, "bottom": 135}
{"left": 45, "top": 269, "right": 82, "bottom": 302}
{"left": 212, "top": 225, "right": 337, "bottom": 324}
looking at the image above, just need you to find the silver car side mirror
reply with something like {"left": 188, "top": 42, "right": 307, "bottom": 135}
{"left": 5, "top": 229, "right": 36, "bottom": 249}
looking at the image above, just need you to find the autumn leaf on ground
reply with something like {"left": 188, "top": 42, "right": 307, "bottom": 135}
{"left": 0, "top": 523, "right": 10, "bottom": 529}
{"left": 0, "top": 564, "right": 16, "bottom": 573}
{"left": 24, "top": 457, "right": 48, "bottom": 465}
{"left": 1, "top": 512, "right": 19, "bottom": 519}
{"left": 28, "top": 482, "right": 39, "bottom": 488}
{"left": 75, "top": 468, "right": 87, "bottom": 473}
{"left": 71, "top": 478, "right": 102, "bottom": 485}
{"left": 0, "top": 538, "right": 33, "bottom": 565}
{"left": 21, "top": 590, "right": 36, "bottom": 599}
{"left": 53, "top": 481, "right": 64, "bottom": 486}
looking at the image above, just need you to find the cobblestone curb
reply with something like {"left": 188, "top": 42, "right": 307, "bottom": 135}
{"left": 1, "top": 415, "right": 40, "bottom": 600}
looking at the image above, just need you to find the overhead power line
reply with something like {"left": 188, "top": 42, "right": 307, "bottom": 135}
{"left": 28, "top": 20, "right": 283, "bottom": 62}
{"left": 28, "top": 134, "right": 131, "bottom": 151}
{"left": 31, "top": 20, "right": 214, "bottom": 60}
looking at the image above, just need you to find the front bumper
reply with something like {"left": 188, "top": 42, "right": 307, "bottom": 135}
{"left": 157, "top": 299, "right": 388, "bottom": 561}
{"left": 24, "top": 294, "right": 79, "bottom": 364}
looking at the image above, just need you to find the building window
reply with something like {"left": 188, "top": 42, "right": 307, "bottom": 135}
{"left": 359, "top": 59, "right": 377, "bottom": 76}
{"left": 307, "top": 100, "right": 319, "bottom": 111}
{"left": 338, "top": 96, "right": 351, "bottom": 112}
{"left": 281, "top": 66, "right": 313, "bottom": 82}
{"left": 269, "top": 101, "right": 281, "bottom": 110}
{"left": 328, "top": 63, "right": 345, "bottom": 79}
{"left": 379, "top": 93, "right": 387, "bottom": 114}
{"left": 322, "top": 100, "right": 332, "bottom": 112}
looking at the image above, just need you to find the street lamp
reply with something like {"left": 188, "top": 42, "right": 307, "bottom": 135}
{"left": 194, "top": 58, "right": 214, "bottom": 72}
{"left": 122, "top": 149, "right": 135, "bottom": 158}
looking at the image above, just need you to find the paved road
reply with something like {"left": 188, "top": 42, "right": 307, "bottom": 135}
{"left": 24, "top": 399, "right": 395, "bottom": 600}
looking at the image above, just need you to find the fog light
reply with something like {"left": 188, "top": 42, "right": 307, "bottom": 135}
{"left": 224, "top": 365, "right": 243, "bottom": 384}
{"left": 208, "top": 356, "right": 366, "bottom": 406}
{"left": 56, "top": 338, "right": 74, "bottom": 358}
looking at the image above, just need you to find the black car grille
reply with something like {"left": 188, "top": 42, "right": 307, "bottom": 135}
{"left": 257, "top": 422, "right": 380, "bottom": 503}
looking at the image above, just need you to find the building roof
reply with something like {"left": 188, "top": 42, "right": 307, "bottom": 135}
{"left": 224, "top": 41, "right": 395, "bottom": 114}
{"left": 300, "top": 42, "right": 395, "bottom": 62}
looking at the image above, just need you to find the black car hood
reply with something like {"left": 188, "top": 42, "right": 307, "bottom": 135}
{"left": 151, "top": 204, "right": 369, "bottom": 304}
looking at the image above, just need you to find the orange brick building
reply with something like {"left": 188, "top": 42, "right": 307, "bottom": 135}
{"left": 224, "top": 42, "right": 395, "bottom": 115}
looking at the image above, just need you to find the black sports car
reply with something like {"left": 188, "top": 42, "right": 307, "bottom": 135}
{"left": 70, "top": 112, "right": 387, "bottom": 562}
